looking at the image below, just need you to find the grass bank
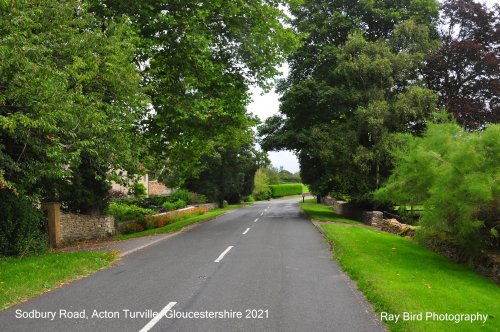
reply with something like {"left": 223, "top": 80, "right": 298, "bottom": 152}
{"left": 300, "top": 201, "right": 360, "bottom": 224}
{"left": 0, "top": 252, "right": 115, "bottom": 310}
{"left": 117, "top": 204, "right": 245, "bottom": 240}
{"left": 321, "top": 224, "right": 500, "bottom": 332}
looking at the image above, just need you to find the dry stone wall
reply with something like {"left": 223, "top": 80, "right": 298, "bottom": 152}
{"left": 59, "top": 212, "right": 115, "bottom": 244}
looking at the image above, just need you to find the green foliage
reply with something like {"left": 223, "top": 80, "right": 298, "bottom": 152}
{"left": 269, "top": 183, "right": 304, "bottom": 197}
{"left": 0, "top": 190, "right": 47, "bottom": 256}
{"left": 130, "top": 182, "right": 147, "bottom": 199}
{"left": 189, "top": 193, "right": 208, "bottom": 205}
{"left": 321, "top": 224, "right": 500, "bottom": 332}
{"left": 117, "top": 205, "right": 245, "bottom": 241}
{"left": 89, "top": 0, "right": 298, "bottom": 186}
{"left": 169, "top": 189, "right": 191, "bottom": 205}
{"left": 260, "top": 166, "right": 301, "bottom": 185}
{"left": 0, "top": 0, "right": 148, "bottom": 209}
{"left": 106, "top": 202, "right": 155, "bottom": 222}
{"left": 260, "top": 0, "right": 440, "bottom": 202}
{"left": 243, "top": 195, "right": 255, "bottom": 203}
{"left": 162, "top": 201, "right": 176, "bottom": 212}
{"left": 183, "top": 131, "right": 262, "bottom": 207}
{"left": 172, "top": 199, "right": 187, "bottom": 210}
{"left": 374, "top": 121, "right": 500, "bottom": 259}
{"left": 56, "top": 157, "right": 111, "bottom": 214}
{"left": 0, "top": 252, "right": 115, "bottom": 310}
{"left": 252, "top": 169, "right": 272, "bottom": 201}
{"left": 147, "top": 196, "right": 170, "bottom": 207}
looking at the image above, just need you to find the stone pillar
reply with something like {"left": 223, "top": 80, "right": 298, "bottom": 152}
{"left": 362, "top": 211, "right": 384, "bottom": 227}
{"left": 44, "top": 202, "right": 61, "bottom": 247}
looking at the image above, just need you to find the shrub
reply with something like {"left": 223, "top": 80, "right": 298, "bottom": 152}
{"left": 148, "top": 195, "right": 170, "bottom": 207}
{"left": 112, "top": 197, "right": 145, "bottom": 207}
{"left": 0, "top": 190, "right": 48, "bottom": 256}
{"left": 169, "top": 189, "right": 191, "bottom": 204}
{"left": 189, "top": 193, "right": 208, "bottom": 204}
{"left": 130, "top": 182, "right": 147, "bottom": 198}
{"left": 243, "top": 195, "right": 255, "bottom": 202}
{"left": 162, "top": 201, "right": 176, "bottom": 211}
{"left": 269, "top": 183, "right": 303, "bottom": 197}
{"left": 252, "top": 169, "right": 271, "bottom": 201}
{"left": 374, "top": 121, "right": 500, "bottom": 261}
{"left": 223, "top": 200, "right": 228, "bottom": 208}
{"left": 173, "top": 199, "right": 186, "bottom": 210}
{"left": 106, "top": 202, "right": 155, "bottom": 222}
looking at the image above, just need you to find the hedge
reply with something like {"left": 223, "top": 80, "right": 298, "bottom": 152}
{"left": 269, "top": 183, "right": 304, "bottom": 197}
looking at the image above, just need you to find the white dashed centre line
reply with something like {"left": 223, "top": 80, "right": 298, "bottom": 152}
{"left": 214, "top": 246, "right": 233, "bottom": 263}
{"left": 260, "top": 212, "right": 264, "bottom": 216}
{"left": 138, "top": 302, "right": 177, "bottom": 332}
{"left": 254, "top": 218, "right": 259, "bottom": 222}
{"left": 242, "top": 228, "right": 250, "bottom": 235}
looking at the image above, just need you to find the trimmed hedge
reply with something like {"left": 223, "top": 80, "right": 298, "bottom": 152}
{"left": 269, "top": 183, "right": 304, "bottom": 197}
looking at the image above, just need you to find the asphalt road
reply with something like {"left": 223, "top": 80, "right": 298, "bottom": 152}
{"left": 0, "top": 198, "right": 384, "bottom": 332}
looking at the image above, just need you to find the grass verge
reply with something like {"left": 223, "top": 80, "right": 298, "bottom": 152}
{"left": 300, "top": 201, "right": 360, "bottom": 224}
{"left": 321, "top": 224, "right": 500, "bottom": 332}
{"left": 0, "top": 252, "right": 115, "bottom": 310}
{"left": 117, "top": 204, "right": 245, "bottom": 240}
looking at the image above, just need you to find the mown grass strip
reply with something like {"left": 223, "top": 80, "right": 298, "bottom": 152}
{"left": 321, "top": 224, "right": 500, "bottom": 332}
{"left": 0, "top": 252, "right": 115, "bottom": 311}
{"left": 117, "top": 204, "right": 245, "bottom": 240}
{"left": 300, "top": 202, "right": 360, "bottom": 224}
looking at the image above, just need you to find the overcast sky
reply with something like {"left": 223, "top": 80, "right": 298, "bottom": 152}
{"left": 247, "top": 64, "right": 299, "bottom": 172}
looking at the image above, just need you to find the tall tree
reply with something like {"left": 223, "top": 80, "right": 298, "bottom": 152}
{"left": 182, "top": 127, "right": 262, "bottom": 207}
{"left": 425, "top": 0, "right": 500, "bottom": 130}
{"left": 89, "top": 0, "right": 298, "bottom": 184}
{"left": 0, "top": 0, "right": 147, "bottom": 211}
{"left": 260, "top": 0, "right": 440, "bottom": 203}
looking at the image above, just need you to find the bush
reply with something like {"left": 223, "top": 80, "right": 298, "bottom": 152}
{"left": 106, "top": 202, "right": 155, "bottom": 222}
{"left": 173, "top": 199, "right": 187, "bottom": 210}
{"left": 130, "top": 182, "right": 147, "bottom": 198}
{"left": 148, "top": 195, "right": 170, "bottom": 206}
{"left": 223, "top": 200, "right": 228, "bottom": 208}
{"left": 252, "top": 169, "right": 271, "bottom": 200}
{"left": 374, "top": 121, "right": 500, "bottom": 261}
{"left": 0, "top": 190, "right": 48, "bottom": 256}
{"left": 169, "top": 189, "right": 191, "bottom": 204}
{"left": 189, "top": 193, "right": 208, "bottom": 204}
{"left": 111, "top": 197, "right": 145, "bottom": 207}
{"left": 162, "top": 201, "right": 176, "bottom": 211}
{"left": 269, "top": 183, "right": 303, "bottom": 197}
{"left": 243, "top": 195, "right": 255, "bottom": 202}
